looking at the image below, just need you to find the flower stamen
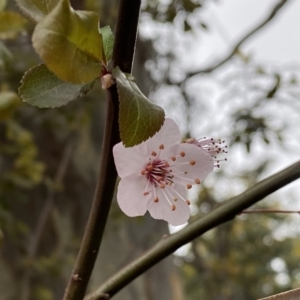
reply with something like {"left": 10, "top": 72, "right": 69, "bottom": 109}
{"left": 184, "top": 137, "right": 228, "bottom": 168}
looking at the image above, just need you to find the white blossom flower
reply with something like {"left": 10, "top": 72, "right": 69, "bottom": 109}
{"left": 113, "top": 119, "right": 214, "bottom": 226}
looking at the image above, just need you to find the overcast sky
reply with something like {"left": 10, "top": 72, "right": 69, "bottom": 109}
{"left": 174, "top": 0, "right": 299, "bottom": 71}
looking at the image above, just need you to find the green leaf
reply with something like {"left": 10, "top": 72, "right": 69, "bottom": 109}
{"left": 113, "top": 66, "right": 165, "bottom": 147}
{"left": 0, "top": 11, "right": 28, "bottom": 39}
{"left": 100, "top": 25, "right": 114, "bottom": 64}
{"left": 15, "top": 0, "right": 59, "bottom": 22}
{"left": 32, "top": 0, "right": 103, "bottom": 83}
{"left": 19, "top": 64, "right": 95, "bottom": 108}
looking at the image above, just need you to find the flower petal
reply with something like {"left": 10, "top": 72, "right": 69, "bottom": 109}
{"left": 169, "top": 143, "right": 214, "bottom": 186}
{"left": 113, "top": 118, "right": 181, "bottom": 178}
{"left": 147, "top": 185, "right": 190, "bottom": 226}
{"left": 117, "top": 174, "right": 151, "bottom": 217}
{"left": 147, "top": 118, "right": 181, "bottom": 153}
{"left": 113, "top": 142, "right": 148, "bottom": 178}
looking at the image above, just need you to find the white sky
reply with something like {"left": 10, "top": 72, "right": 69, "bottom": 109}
{"left": 216, "top": 0, "right": 300, "bottom": 63}
{"left": 177, "top": 0, "right": 300, "bottom": 70}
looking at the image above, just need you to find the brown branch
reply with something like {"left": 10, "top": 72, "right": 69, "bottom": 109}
{"left": 63, "top": 1, "right": 141, "bottom": 299}
{"left": 259, "top": 287, "right": 300, "bottom": 300}
{"left": 240, "top": 209, "right": 300, "bottom": 214}
{"left": 187, "top": 0, "right": 289, "bottom": 77}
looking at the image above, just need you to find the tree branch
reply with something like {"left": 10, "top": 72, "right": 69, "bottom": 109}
{"left": 259, "top": 287, "right": 300, "bottom": 300}
{"left": 63, "top": 1, "right": 141, "bottom": 299}
{"left": 187, "top": 0, "right": 289, "bottom": 77}
{"left": 241, "top": 209, "right": 300, "bottom": 214}
{"left": 85, "top": 160, "right": 300, "bottom": 300}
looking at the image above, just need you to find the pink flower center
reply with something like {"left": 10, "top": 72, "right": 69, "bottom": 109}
{"left": 141, "top": 159, "right": 173, "bottom": 188}
{"left": 140, "top": 144, "right": 199, "bottom": 210}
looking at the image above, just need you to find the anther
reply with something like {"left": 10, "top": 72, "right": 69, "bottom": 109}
{"left": 151, "top": 151, "right": 157, "bottom": 156}
{"left": 195, "top": 178, "right": 201, "bottom": 184}
{"left": 171, "top": 204, "right": 176, "bottom": 211}
{"left": 186, "top": 184, "right": 192, "bottom": 189}
{"left": 180, "top": 151, "right": 185, "bottom": 157}
{"left": 147, "top": 165, "right": 153, "bottom": 171}
{"left": 171, "top": 156, "right": 176, "bottom": 161}
{"left": 186, "top": 200, "right": 191, "bottom": 205}
{"left": 160, "top": 183, "right": 165, "bottom": 188}
{"left": 143, "top": 192, "right": 149, "bottom": 196}
{"left": 141, "top": 170, "right": 146, "bottom": 175}
{"left": 154, "top": 197, "right": 159, "bottom": 202}
{"left": 190, "top": 160, "right": 196, "bottom": 165}
{"left": 159, "top": 144, "right": 164, "bottom": 149}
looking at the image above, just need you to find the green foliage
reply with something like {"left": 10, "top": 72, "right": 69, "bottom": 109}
{"left": 32, "top": 0, "right": 103, "bottom": 83}
{"left": 15, "top": 0, "right": 59, "bottom": 22}
{"left": 100, "top": 25, "right": 114, "bottom": 64}
{"left": 0, "top": 10, "right": 28, "bottom": 39}
{"left": 0, "top": 41, "right": 12, "bottom": 69}
{"left": 32, "top": 286, "right": 54, "bottom": 300}
{"left": 0, "top": 91, "right": 21, "bottom": 119}
{"left": 4, "top": 121, "right": 45, "bottom": 187}
{"left": 16, "top": 0, "right": 163, "bottom": 149}
{"left": 113, "top": 66, "right": 165, "bottom": 147}
{"left": 19, "top": 64, "right": 95, "bottom": 108}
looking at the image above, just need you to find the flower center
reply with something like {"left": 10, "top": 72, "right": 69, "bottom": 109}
{"left": 140, "top": 143, "right": 198, "bottom": 211}
{"left": 141, "top": 159, "right": 173, "bottom": 188}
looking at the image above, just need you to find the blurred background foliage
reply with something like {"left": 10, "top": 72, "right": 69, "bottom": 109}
{"left": 0, "top": 0, "right": 300, "bottom": 299}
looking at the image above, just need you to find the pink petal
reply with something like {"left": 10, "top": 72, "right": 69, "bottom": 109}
{"left": 113, "top": 142, "right": 148, "bottom": 178}
{"left": 113, "top": 118, "right": 181, "bottom": 178}
{"left": 147, "top": 185, "right": 190, "bottom": 226}
{"left": 147, "top": 118, "right": 181, "bottom": 153}
{"left": 117, "top": 174, "right": 151, "bottom": 217}
{"left": 169, "top": 143, "right": 214, "bottom": 186}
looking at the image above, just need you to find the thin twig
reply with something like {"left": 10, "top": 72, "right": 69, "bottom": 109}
{"left": 20, "top": 137, "right": 76, "bottom": 300}
{"left": 63, "top": 1, "right": 141, "bottom": 299}
{"left": 187, "top": 0, "right": 289, "bottom": 77}
{"left": 85, "top": 160, "right": 300, "bottom": 300}
{"left": 240, "top": 209, "right": 300, "bottom": 214}
{"left": 259, "top": 286, "right": 300, "bottom": 300}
